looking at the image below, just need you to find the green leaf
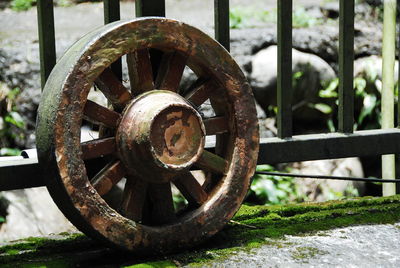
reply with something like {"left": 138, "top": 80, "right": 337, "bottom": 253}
{"left": 256, "top": 164, "right": 275, "bottom": 172}
{"left": 309, "top": 103, "right": 332, "bottom": 114}
{"left": 354, "top": 77, "right": 367, "bottom": 96}
{"left": 319, "top": 78, "right": 338, "bottom": 98}
{"left": 358, "top": 94, "right": 377, "bottom": 125}
{"left": 5, "top": 111, "right": 25, "bottom": 129}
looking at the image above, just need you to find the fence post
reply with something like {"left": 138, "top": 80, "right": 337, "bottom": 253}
{"left": 214, "top": 0, "right": 230, "bottom": 51}
{"left": 338, "top": 0, "right": 354, "bottom": 133}
{"left": 382, "top": 0, "right": 397, "bottom": 196}
{"left": 103, "top": 0, "right": 122, "bottom": 80}
{"left": 277, "top": 0, "right": 293, "bottom": 138}
{"left": 37, "top": 0, "right": 56, "bottom": 90}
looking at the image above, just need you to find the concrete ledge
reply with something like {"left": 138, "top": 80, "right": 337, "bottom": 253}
{"left": 1, "top": 195, "right": 400, "bottom": 267}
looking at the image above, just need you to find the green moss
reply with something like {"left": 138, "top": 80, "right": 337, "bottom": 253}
{"left": 0, "top": 233, "right": 92, "bottom": 264}
{"left": 124, "top": 261, "right": 177, "bottom": 268}
{"left": 171, "top": 195, "right": 400, "bottom": 266}
{"left": 2, "top": 195, "right": 400, "bottom": 266}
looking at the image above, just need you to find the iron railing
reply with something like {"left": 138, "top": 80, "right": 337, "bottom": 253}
{"left": 1, "top": 0, "right": 399, "bottom": 192}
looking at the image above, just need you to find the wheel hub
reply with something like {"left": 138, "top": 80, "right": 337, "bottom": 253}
{"left": 116, "top": 90, "right": 205, "bottom": 182}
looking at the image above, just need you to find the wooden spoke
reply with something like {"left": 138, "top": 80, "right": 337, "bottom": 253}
{"left": 195, "top": 150, "right": 228, "bottom": 175}
{"left": 155, "top": 52, "right": 187, "bottom": 92}
{"left": 81, "top": 137, "right": 116, "bottom": 160}
{"left": 121, "top": 176, "right": 148, "bottom": 222}
{"left": 148, "top": 183, "right": 176, "bottom": 225}
{"left": 203, "top": 116, "right": 229, "bottom": 135}
{"left": 90, "top": 160, "right": 126, "bottom": 196}
{"left": 184, "top": 78, "right": 219, "bottom": 107}
{"left": 173, "top": 172, "right": 208, "bottom": 206}
{"left": 127, "top": 49, "right": 154, "bottom": 94}
{"left": 83, "top": 100, "right": 121, "bottom": 129}
{"left": 95, "top": 68, "right": 132, "bottom": 108}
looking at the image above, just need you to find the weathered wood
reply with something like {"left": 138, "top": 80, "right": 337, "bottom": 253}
{"left": 83, "top": 100, "right": 121, "bottom": 129}
{"left": 121, "top": 176, "right": 148, "bottom": 222}
{"left": 148, "top": 183, "right": 176, "bottom": 224}
{"left": 81, "top": 137, "right": 116, "bottom": 160}
{"left": 155, "top": 52, "right": 187, "bottom": 92}
{"left": 95, "top": 68, "right": 132, "bottom": 107}
{"left": 91, "top": 160, "right": 126, "bottom": 196}
{"left": 196, "top": 150, "right": 228, "bottom": 174}
{"left": 185, "top": 78, "right": 217, "bottom": 107}
{"left": 127, "top": 49, "right": 154, "bottom": 94}
{"left": 203, "top": 116, "right": 229, "bottom": 135}
{"left": 173, "top": 172, "right": 208, "bottom": 206}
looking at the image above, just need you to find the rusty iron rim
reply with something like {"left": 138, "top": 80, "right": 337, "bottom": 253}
{"left": 36, "top": 18, "right": 259, "bottom": 253}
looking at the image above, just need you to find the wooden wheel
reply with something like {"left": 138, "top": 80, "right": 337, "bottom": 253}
{"left": 36, "top": 18, "right": 259, "bottom": 253}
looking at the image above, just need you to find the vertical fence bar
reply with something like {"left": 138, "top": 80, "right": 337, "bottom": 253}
{"left": 104, "top": 0, "right": 120, "bottom": 23}
{"left": 277, "top": 0, "right": 293, "bottom": 138}
{"left": 104, "top": 0, "right": 122, "bottom": 80}
{"left": 338, "top": 0, "right": 355, "bottom": 133}
{"left": 135, "top": 0, "right": 165, "bottom": 79}
{"left": 214, "top": 0, "right": 230, "bottom": 51}
{"left": 37, "top": 0, "right": 56, "bottom": 90}
{"left": 135, "top": 0, "right": 165, "bottom": 17}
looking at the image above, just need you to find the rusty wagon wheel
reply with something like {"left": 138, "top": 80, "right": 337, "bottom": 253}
{"left": 36, "top": 18, "right": 259, "bottom": 253}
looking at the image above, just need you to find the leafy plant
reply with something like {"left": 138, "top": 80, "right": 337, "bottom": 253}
{"left": 0, "top": 87, "right": 25, "bottom": 156}
{"left": 229, "top": 6, "right": 324, "bottom": 29}
{"left": 247, "top": 165, "right": 302, "bottom": 205}
{"left": 292, "top": 7, "right": 323, "bottom": 28}
{"left": 11, "top": 0, "right": 36, "bottom": 11}
{"left": 318, "top": 75, "right": 383, "bottom": 131}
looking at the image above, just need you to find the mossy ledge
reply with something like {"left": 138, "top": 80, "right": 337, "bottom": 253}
{"left": 2, "top": 195, "right": 400, "bottom": 267}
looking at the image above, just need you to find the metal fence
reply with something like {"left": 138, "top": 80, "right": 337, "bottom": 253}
{"left": 1, "top": 0, "right": 400, "bottom": 192}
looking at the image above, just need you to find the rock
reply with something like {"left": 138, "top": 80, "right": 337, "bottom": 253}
{"left": 231, "top": 17, "right": 382, "bottom": 67}
{"left": 354, "top": 55, "right": 398, "bottom": 86}
{"left": 0, "top": 187, "right": 77, "bottom": 242}
{"left": 250, "top": 45, "right": 336, "bottom": 124}
{"left": 290, "top": 158, "right": 365, "bottom": 202}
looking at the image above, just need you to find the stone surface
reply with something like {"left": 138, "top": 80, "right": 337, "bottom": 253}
{"left": 0, "top": 187, "right": 77, "bottom": 242}
{"left": 250, "top": 45, "right": 336, "bottom": 122}
{"left": 217, "top": 223, "right": 400, "bottom": 267}
{"left": 291, "top": 158, "right": 365, "bottom": 202}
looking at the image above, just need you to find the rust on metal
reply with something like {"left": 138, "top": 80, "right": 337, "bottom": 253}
{"left": 95, "top": 68, "right": 132, "bottom": 108}
{"left": 155, "top": 52, "right": 187, "bottom": 92}
{"left": 91, "top": 160, "right": 126, "bottom": 196}
{"left": 83, "top": 100, "right": 121, "bottom": 128}
{"left": 127, "top": 49, "right": 154, "bottom": 94}
{"left": 81, "top": 137, "right": 117, "bottom": 160}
